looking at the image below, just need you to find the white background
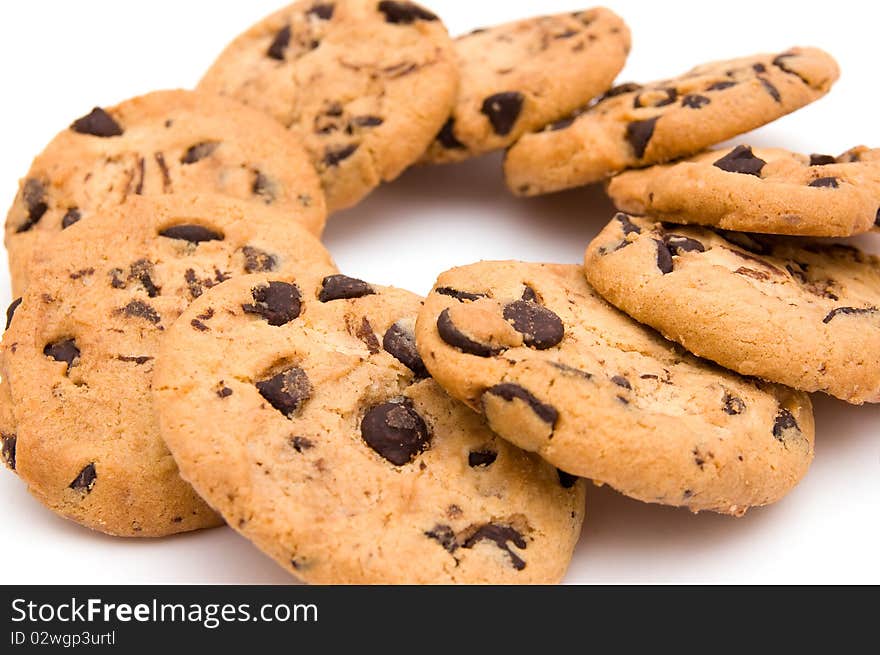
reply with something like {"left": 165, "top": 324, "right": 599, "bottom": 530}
{"left": 0, "top": 0, "right": 877, "bottom": 584}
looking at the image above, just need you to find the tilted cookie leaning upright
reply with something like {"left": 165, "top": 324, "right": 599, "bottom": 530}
{"left": 1, "top": 194, "right": 336, "bottom": 536}
{"left": 153, "top": 272, "right": 585, "bottom": 584}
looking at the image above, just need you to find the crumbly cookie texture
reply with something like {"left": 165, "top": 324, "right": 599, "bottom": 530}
{"left": 608, "top": 145, "right": 880, "bottom": 237}
{"left": 199, "top": 0, "right": 458, "bottom": 212}
{"left": 1, "top": 194, "right": 336, "bottom": 536}
{"left": 4, "top": 89, "right": 325, "bottom": 296}
{"left": 585, "top": 213, "right": 880, "bottom": 403}
{"left": 416, "top": 261, "right": 814, "bottom": 515}
{"left": 153, "top": 273, "right": 585, "bottom": 584}
{"left": 423, "top": 7, "right": 630, "bottom": 164}
{"left": 505, "top": 47, "right": 839, "bottom": 196}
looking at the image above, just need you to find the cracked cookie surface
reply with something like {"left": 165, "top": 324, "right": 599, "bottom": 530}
{"left": 199, "top": 0, "right": 458, "bottom": 211}
{"left": 4, "top": 89, "right": 325, "bottom": 296}
{"left": 505, "top": 47, "right": 839, "bottom": 196}
{"left": 585, "top": 214, "right": 880, "bottom": 403}
{"left": 416, "top": 260, "right": 814, "bottom": 515}
{"left": 153, "top": 273, "right": 584, "bottom": 584}
{"left": 1, "top": 194, "right": 335, "bottom": 536}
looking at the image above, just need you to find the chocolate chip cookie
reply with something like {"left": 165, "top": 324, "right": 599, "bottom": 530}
{"left": 608, "top": 145, "right": 880, "bottom": 236}
{"left": 4, "top": 89, "right": 325, "bottom": 296}
{"left": 198, "top": 0, "right": 458, "bottom": 211}
{"left": 1, "top": 194, "right": 336, "bottom": 536}
{"left": 585, "top": 214, "right": 880, "bottom": 403}
{"left": 416, "top": 261, "right": 814, "bottom": 515}
{"left": 423, "top": 7, "right": 630, "bottom": 164}
{"left": 153, "top": 273, "right": 585, "bottom": 583}
{"left": 505, "top": 47, "right": 839, "bottom": 196}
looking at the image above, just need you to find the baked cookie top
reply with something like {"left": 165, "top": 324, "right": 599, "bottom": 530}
{"left": 585, "top": 213, "right": 880, "bottom": 404}
{"left": 153, "top": 273, "right": 585, "bottom": 584}
{"left": 1, "top": 194, "right": 336, "bottom": 536}
{"left": 199, "top": 0, "right": 458, "bottom": 211}
{"left": 608, "top": 145, "right": 880, "bottom": 236}
{"left": 416, "top": 261, "right": 814, "bottom": 515}
{"left": 4, "top": 89, "right": 325, "bottom": 296}
{"left": 423, "top": 7, "right": 630, "bottom": 164}
{"left": 504, "top": 47, "right": 839, "bottom": 196}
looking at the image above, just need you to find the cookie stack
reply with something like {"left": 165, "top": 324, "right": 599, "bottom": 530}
{"left": 1, "top": 0, "right": 874, "bottom": 585}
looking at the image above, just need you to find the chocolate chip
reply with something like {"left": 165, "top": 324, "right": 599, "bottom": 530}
{"left": 753, "top": 63, "right": 767, "bottom": 73}
{"left": 772, "top": 409, "right": 800, "bottom": 443}
{"left": 655, "top": 239, "right": 674, "bottom": 274}
{"left": 425, "top": 524, "right": 458, "bottom": 553}
{"left": 480, "top": 92, "right": 524, "bottom": 137}
{"left": 6, "top": 298, "right": 22, "bottom": 331}
{"left": 0, "top": 434, "right": 15, "bottom": 471}
{"left": 633, "top": 87, "right": 677, "bottom": 109}
{"left": 129, "top": 259, "right": 160, "bottom": 297}
{"left": 307, "top": 3, "right": 335, "bottom": 19}
{"left": 546, "top": 115, "right": 576, "bottom": 131}
{"left": 69, "top": 463, "right": 97, "bottom": 492}
{"left": 809, "top": 154, "right": 837, "bottom": 166}
{"left": 557, "top": 469, "right": 578, "bottom": 488}
{"left": 502, "top": 301, "right": 564, "bottom": 350}
{"left": 611, "top": 375, "right": 631, "bottom": 389}
{"left": 181, "top": 141, "right": 220, "bottom": 164}
{"left": 597, "top": 82, "right": 642, "bottom": 102}
{"left": 772, "top": 52, "right": 809, "bottom": 84}
{"left": 383, "top": 321, "right": 429, "bottom": 378}
{"left": 665, "top": 235, "right": 706, "bottom": 254}
{"left": 437, "top": 308, "right": 504, "bottom": 357}
{"left": 354, "top": 316, "right": 380, "bottom": 353}
{"left": 361, "top": 398, "right": 430, "bottom": 465}
{"left": 681, "top": 94, "right": 710, "bottom": 109}
{"left": 722, "top": 393, "right": 746, "bottom": 415}
{"left": 16, "top": 178, "right": 48, "bottom": 233}
{"left": 875, "top": 208, "right": 880, "bottom": 228}
{"left": 319, "top": 275, "right": 374, "bottom": 302}
{"left": 70, "top": 107, "right": 123, "bottom": 137}
{"left": 462, "top": 525, "right": 527, "bottom": 571}
{"left": 615, "top": 212, "right": 641, "bottom": 235}
{"left": 484, "top": 384, "right": 557, "bottom": 426}
{"left": 436, "top": 118, "right": 466, "bottom": 149}
{"left": 217, "top": 385, "right": 233, "bottom": 398}
{"left": 61, "top": 207, "right": 81, "bottom": 229}
{"left": 707, "top": 80, "right": 737, "bottom": 91}
{"left": 377, "top": 1, "right": 438, "bottom": 24}
{"left": 117, "top": 355, "right": 153, "bottom": 365}
{"left": 267, "top": 25, "right": 291, "bottom": 60}
{"left": 252, "top": 171, "right": 276, "bottom": 203}
{"left": 550, "top": 362, "right": 592, "bottom": 380}
{"left": 159, "top": 224, "right": 224, "bottom": 243}
{"left": 713, "top": 145, "right": 766, "bottom": 176}
{"left": 44, "top": 339, "right": 80, "bottom": 369}
{"left": 717, "top": 230, "right": 772, "bottom": 255}
{"left": 290, "top": 436, "right": 314, "bottom": 452}
{"left": 822, "top": 306, "right": 877, "bottom": 324}
{"left": 241, "top": 246, "right": 278, "bottom": 273}
{"left": 351, "top": 115, "right": 383, "bottom": 128}
{"left": 242, "top": 281, "right": 302, "bottom": 326}
{"left": 468, "top": 449, "right": 497, "bottom": 467}
{"left": 758, "top": 77, "right": 781, "bottom": 102}
{"left": 257, "top": 367, "right": 312, "bottom": 418}
{"left": 323, "top": 143, "right": 358, "bottom": 167}
{"left": 435, "top": 287, "right": 485, "bottom": 302}
{"left": 809, "top": 177, "right": 839, "bottom": 188}
{"left": 118, "top": 300, "right": 161, "bottom": 324}
{"left": 625, "top": 117, "right": 658, "bottom": 159}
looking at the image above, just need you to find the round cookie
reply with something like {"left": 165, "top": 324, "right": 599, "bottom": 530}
{"left": 423, "top": 8, "right": 630, "bottom": 164}
{"left": 1, "top": 194, "right": 336, "bottom": 536}
{"left": 198, "top": 0, "right": 458, "bottom": 211}
{"left": 416, "top": 261, "right": 814, "bottom": 516}
{"left": 153, "top": 272, "right": 585, "bottom": 584}
{"left": 607, "top": 145, "right": 880, "bottom": 236}
{"left": 585, "top": 213, "right": 880, "bottom": 404}
{"left": 505, "top": 47, "right": 840, "bottom": 196}
{"left": 5, "top": 89, "right": 326, "bottom": 296}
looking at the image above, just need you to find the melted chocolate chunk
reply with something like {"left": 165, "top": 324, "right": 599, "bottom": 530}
{"left": 119, "top": 300, "right": 161, "bottom": 324}
{"left": 772, "top": 52, "right": 810, "bottom": 84}
{"left": 319, "top": 275, "right": 375, "bottom": 302}
{"left": 655, "top": 239, "right": 674, "bottom": 274}
{"left": 713, "top": 145, "right": 766, "bottom": 176}
{"left": 521, "top": 285, "right": 538, "bottom": 302}
{"left": 252, "top": 171, "right": 276, "bottom": 203}
{"left": 351, "top": 115, "right": 383, "bottom": 128}
{"left": 772, "top": 409, "right": 800, "bottom": 443}
{"left": 129, "top": 259, "right": 160, "bottom": 297}
{"left": 6, "top": 298, "right": 21, "bottom": 331}
{"left": 242, "top": 281, "right": 302, "bottom": 326}
{"left": 377, "top": 1, "right": 438, "bottom": 24}
{"left": 437, "top": 309, "right": 504, "bottom": 357}
{"left": 707, "top": 80, "right": 737, "bottom": 91}
{"left": 722, "top": 393, "right": 746, "bottom": 415}
{"left": 435, "top": 287, "right": 486, "bottom": 302}
{"left": 354, "top": 316, "right": 380, "bottom": 353}
{"left": 822, "top": 306, "right": 877, "bottom": 324}
{"left": 70, "top": 107, "right": 123, "bottom": 137}
{"left": 481, "top": 92, "right": 524, "bottom": 136}
{"left": 257, "top": 367, "right": 312, "bottom": 418}
{"left": 241, "top": 246, "right": 278, "bottom": 273}
{"left": 61, "top": 207, "right": 82, "bottom": 229}
{"left": 383, "top": 322, "right": 429, "bottom": 378}
{"left": 633, "top": 87, "right": 677, "bottom": 108}
{"left": 809, "top": 154, "right": 837, "bottom": 166}
{"left": 625, "top": 117, "right": 658, "bottom": 159}
{"left": 307, "top": 3, "right": 335, "bottom": 19}
{"left": 681, "top": 94, "right": 710, "bottom": 109}
{"left": 290, "top": 436, "right": 314, "bottom": 452}
{"left": 69, "top": 463, "right": 97, "bottom": 492}
{"left": 323, "top": 144, "right": 358, "bottom": 166}
{"left": 425, "top": 524, "right": 458, "bottom": 553}
{"left": 484, "top": 384, "right": 557, "bottom": 426}
{"left": 611, "top": 375, "right": 631, "bottom": 389}
{"left": 717, "top": 230, "right": 773, "bottom": 255}
{"left": 809, "top": 177, "right": 839, "bottom": 188}
{"left": 0, "top": 434, "right": 15, "bottom": 471}
{"left": 665, "top": 234, "right": 706, "bottom": 254}
{"left": 267, "top": 25, "right": 291, "bottom": 60}
{"left": 615, "top": 212, "right": 641, "bottom": 235}
{"left": 468, "top": 449, "right": 497, "bottom": 467}
{"left": 361, "top": 398, "right": 430, "bottom": 465}
{"left": 462, "top": 525, "right": 527, "bottom": 571}
{"left": 16, "top": 178, "right": 48, "bottom": 233}
{"left": 758, "top": 77, "right": 781, "bottom": 102}
{"left": 436, "top": 118, "right": 466, "bottom": 149}
{"left": 181, "top": 141, "right": 220, "bottom": 164}
{"left": 557, "top": 469, "right": 578, "bottom": 488}
{"left": 159, "top": 224, "right": 224, "bottom": 243}
{"left": 502, "top": 301, "right": 564, "bottom": 349}
{"left": 44, "top": 339, "right": 80, "bottom": 369}
{"left": 597, "top": 82, "right": 642, "bottom": 102}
